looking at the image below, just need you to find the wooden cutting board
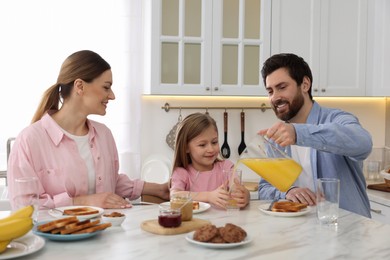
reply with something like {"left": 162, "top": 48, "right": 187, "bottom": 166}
{"left": 141, "top": 218, "right": 210, "bottom": 235}
{"left": 367, "top": 183, "right": 390, "bottom": 192}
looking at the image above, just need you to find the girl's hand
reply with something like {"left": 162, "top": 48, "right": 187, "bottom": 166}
{"left": 207, "top": 184, "right": 230, "bottom": 209}
{"left": 73, "top": 192, "right": 132, "bottom": 209}
{"left": 230, "top": 181, "right": 250, "bottom": 209}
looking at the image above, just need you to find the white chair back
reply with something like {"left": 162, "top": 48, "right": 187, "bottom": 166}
{"left": 141, "top": 154, "right": 172, "bottom": 184}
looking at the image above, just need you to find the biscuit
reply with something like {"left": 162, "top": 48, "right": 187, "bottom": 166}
{"left": 219, "top": 223, "right": 247, "bottom": 243}
{"left": 209, "top": 228, "right": 226, "bottom": 243}
{"left": 193, "top": 224, "right": 218, "bottom": 242}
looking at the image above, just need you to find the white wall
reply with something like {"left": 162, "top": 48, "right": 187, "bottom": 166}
{"left": 141, "top": 96, "right": 386, "bottom": 182}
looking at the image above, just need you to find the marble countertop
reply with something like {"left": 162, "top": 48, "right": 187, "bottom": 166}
{"left": 4, "top": 200, "right": 390, "bottom": 260}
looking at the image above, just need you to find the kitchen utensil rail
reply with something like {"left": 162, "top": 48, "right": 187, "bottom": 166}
{"left": 161, "top": 103, "right": 271, "bottom": 112}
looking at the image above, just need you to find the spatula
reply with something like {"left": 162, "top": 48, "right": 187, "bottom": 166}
{"left": 221, "top": 111, "right": 231, "bottom": 158}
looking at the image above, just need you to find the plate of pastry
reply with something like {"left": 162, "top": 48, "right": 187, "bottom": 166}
{"left": 48, "top": 206, "right": 104, "bottom": 220}
{"left": 258, "top": 201, "right": 311, "bottom": 217}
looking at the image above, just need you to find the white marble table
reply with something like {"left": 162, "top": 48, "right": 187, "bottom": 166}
{"left": 4, "top": 200, "right": 390, "bottom": 260}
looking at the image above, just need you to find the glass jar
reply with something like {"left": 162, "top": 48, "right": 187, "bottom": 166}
{"left": 158, "top": 205, "right": 182, "bottom": 228}
{"left": 170, "top": 193, "right": 193, "bottom": 221}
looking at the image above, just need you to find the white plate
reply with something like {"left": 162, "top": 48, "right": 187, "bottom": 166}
{"left": 160, "top": 201, "right": 211, "bottom": 214}
{"left": 185, "top": 231, "right": 253, "bottom": 249}
{"left": 48, "top": 206, "right": 104, "bottom": 220}
{"left": 258, "top": 202, "right": 311, "bottom": 217}
{"left": 0, "top": 233, "right": 45, "bottom": 259}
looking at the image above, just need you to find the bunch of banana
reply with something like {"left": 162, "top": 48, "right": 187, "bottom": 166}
{"left": 0, "top": 205, "right": 34, "bottom": 253}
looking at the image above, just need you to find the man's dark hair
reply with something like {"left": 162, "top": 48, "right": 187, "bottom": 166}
{"left": 261, "top": 53, "right": 313, "bottom": 100}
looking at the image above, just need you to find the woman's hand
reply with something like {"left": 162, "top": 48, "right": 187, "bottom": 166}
{"left": 73, "top": 192, "right": 132, "bottom": 209}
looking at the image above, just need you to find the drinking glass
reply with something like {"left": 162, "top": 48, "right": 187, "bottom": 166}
{"left": 316, "top": 178, "right": 340, "bottom": 226}
{"left": 13, "top": 176, "right": 39, "bottom": 223}
{"left": 224, "top": 168, "right": 242, "bottom": 211}
{"left": 237, "top": 134, "right": 302, "bottom": 192}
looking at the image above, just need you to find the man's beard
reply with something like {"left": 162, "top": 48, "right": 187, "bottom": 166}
{"left": 272, "top": 91, "right": 304, "bottom": 122}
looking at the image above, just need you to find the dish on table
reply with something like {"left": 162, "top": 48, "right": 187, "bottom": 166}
{"left": 258, "top": 202, "right": 311, "bottom": 217}
{"left": 0, "top": 233, "right": 45, "bottom": 260}
{"left": 159, "top": 201, "right": 211, "bottom": 214}
{"left": 185, "top": 231, "right": 253, "bottom": 249}
{"left": 32, "top": 223, "right": 104, "bottom": 241}
{"left": 48, "top": 206, "right": 104, "bottom": 220}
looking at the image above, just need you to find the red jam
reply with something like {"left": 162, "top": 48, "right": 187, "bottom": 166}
{"left": 158, "top": 211, "right": 182, "bottom": 228}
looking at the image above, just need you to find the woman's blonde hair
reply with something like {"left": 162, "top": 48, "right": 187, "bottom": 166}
{"left": 172, "top": 112, "right": 222, "bottom": 170}
{"left": 31, "top": 50, "right": 111, "bottom": 123}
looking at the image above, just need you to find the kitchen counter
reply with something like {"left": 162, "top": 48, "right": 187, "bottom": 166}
{"left": 3, "top": 200, "right": 390, "bottom": 260}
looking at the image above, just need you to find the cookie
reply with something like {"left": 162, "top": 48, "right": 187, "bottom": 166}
{"left": 209, "top": 228, "right": 226, "bottom": 243}
{"left": 193, "top": 224, "right": 218, "bottom": 242}
{"left": 219, "top": 223, "right": 247, "bottom": 243}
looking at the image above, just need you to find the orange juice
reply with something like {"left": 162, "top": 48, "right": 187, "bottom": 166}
{"left": 238, "top": 158, "right": 302, "bottom": 192}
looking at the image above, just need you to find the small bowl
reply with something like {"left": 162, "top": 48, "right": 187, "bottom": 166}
{"left": 101, "top": 212, "right": 126, "bottom": 226}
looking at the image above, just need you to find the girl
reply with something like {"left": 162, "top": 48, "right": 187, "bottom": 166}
{"left": 170, "top": 113, "right": 250, "bottom": 209}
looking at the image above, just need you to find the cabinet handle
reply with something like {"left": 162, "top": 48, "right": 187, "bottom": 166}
{"left": 370, "top": 208, "right": 382, "bottom": 214}
{"left": 205, "top": 87, "right": 210, "bottom": 91}
{"left": 214, "top": 87, "right": 219, "bottom": 91}
{"left": 321, "top": 89, "right": 326, "bottom": 93}
{"left": 313, "top": 88, "right": 318, "bottom": 92}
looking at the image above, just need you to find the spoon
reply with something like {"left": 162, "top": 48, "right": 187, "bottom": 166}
{"left": 238, "top": 111, "right": 247, "bottom": 155}
{"left": 221, "top": 111, "right": 231, "bottom": 158}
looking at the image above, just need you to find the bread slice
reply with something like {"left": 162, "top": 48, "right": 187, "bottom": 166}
{"left": 72, "top": 222, "right": 112, "bottom": 234}
{"left": 63, "top": 207, "right": 99, "bottom": 216}
{"left": 60, "top": 219, "right": 101, "bottom": 235}
{"left": 271, "top": 201, "right": 307, "bottom": 212}
{"left": 37, "top": 216, "right": 79, "bottom": 232}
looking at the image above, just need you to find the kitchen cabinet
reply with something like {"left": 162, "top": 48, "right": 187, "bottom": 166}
{"left": 271, "top": 0, "right": 368, "bottom": 97}
{"left": 145, "top": 0, "right": 271, "bottom": 96}
{"left": 366, "top": 0, "right": 390, "bottom": 96}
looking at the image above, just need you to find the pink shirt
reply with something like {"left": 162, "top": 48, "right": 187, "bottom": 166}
{"left": 8, "top": 112, "right": 144, "bottom": 209}
{"left": 170, "top": 160, "right": 234, "bottom": 192}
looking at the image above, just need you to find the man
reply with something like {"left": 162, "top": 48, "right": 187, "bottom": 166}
{"left": 258, "top": 53, "right": 372, "bottom": 218}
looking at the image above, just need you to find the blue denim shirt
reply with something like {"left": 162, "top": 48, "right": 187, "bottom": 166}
{"left": 258, "top": 102, "right": 372, "bottom": 218}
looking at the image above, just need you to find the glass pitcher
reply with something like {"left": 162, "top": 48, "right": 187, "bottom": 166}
{"left": 237, "top": 134, "right": 302, "bottom": 192}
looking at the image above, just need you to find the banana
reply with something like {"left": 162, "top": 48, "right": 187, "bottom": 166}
{"left": 0, "top": 240, "right": 10, "bottom": 254}
{"left": 0, "top": 205, "right": 34, "bottom": 224}
{"left": 0, "top": 218, "right": 33, "bottom": 241}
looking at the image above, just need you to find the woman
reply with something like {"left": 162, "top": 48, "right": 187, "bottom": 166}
{"left": 8, "top": 50, "right": 169, "bottom": 209}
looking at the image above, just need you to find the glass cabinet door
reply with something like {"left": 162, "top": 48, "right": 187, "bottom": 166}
{"left": 150, "top": 0, "right": 270, "bottom": 95}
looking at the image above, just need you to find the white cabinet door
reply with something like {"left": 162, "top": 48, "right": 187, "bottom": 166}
{"left": 271, "top": 0, "right": 368, "bottom": 97}
{"left": 366, "top": 0, "right": 390, "bottom": 96}
{"left": 146, "top": 0, "right": 271, "bottom": 96}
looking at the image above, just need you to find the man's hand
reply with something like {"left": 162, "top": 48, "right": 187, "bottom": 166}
{"left": 286, "top": 187, "right": 316, "bottom": 206}
{"left": 259, "top": 122, "right": 296, "bottom": 147}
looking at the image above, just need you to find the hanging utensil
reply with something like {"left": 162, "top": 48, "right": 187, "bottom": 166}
{"left": 238, "top": 111, "right": 247, "bottom": 155}
{"left": 221, "top": 111, "right": 231, "bottom": 158}
{"left": 166, "top": 109, "right": 182, "bottom": 150}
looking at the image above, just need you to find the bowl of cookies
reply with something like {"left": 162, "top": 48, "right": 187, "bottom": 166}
{"left": 101, "top": 212, "right": 126, "bottom": 226}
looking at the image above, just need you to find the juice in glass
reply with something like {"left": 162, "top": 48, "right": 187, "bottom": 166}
{"left": 238, "top": 158, "right": 302, "bottom": 192}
